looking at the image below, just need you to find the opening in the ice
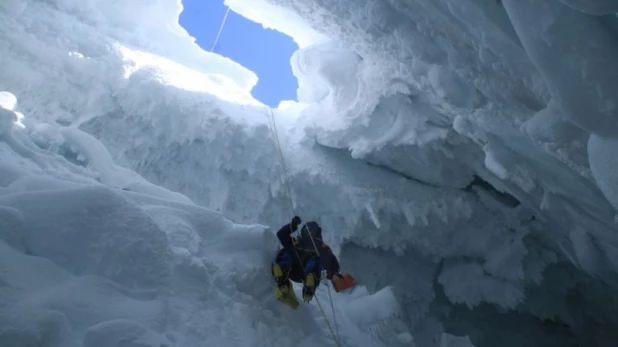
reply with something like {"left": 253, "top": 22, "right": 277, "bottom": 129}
{"left": 179, "top": 0, "right": 298, "bottom": 108}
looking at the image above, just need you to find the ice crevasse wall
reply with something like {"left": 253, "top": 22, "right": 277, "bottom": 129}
{"left": 1, "top": 0, "right": 618, "bottom": 346}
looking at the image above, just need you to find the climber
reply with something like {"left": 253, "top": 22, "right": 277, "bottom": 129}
{"left": 271, "top": 216, "right": 342, "bottom": 303}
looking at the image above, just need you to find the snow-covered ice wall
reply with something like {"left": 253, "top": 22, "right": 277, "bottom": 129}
{"left": 1, "top": 0, "right": 618, "bottom": 346}
{"left": 247, "top": 0, "right": 618, "bottom": 345}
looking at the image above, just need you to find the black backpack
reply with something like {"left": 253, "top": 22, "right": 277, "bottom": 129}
{"left": 297, "top": 221, "right": 323, "bottom": 252}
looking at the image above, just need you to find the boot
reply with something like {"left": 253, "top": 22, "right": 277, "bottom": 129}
{"left": 272, "top": 263, "right": 290, "bottom": 294}
{"left": 302, "top": 273, "right": 316, "bottom": 302}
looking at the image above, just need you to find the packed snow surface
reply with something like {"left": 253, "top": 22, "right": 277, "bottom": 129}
{"left": 1, "top": 0, "right": 618, "bottom": 346}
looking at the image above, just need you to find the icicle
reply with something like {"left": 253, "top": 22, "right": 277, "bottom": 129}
{"left": 483, "top": 145, "right": 508, "bottom": 180}
{"left": 365, "top": 201, "right": 381, "bottom": 228}
{"left": 402, "top": 204, "right": 417, "bottom": 227}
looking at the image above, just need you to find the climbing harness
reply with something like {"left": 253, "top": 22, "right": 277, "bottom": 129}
{"left": 265, "top": 108, "right": 344, "bottom": 347}
{"left": 211, "top": 6, "right": 231, "bottom": 52}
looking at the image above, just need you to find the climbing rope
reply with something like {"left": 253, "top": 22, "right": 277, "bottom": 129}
{"left": 267, "top": 108, "right": 296, "bottom": 216}
{"left": 265, "top": 108, "right": 344, "bottom": 347}
{"left": 326, "top": 280, "right": 342, "bottom": 343}
{"left": 210, "top": 6, "right": 231, "bottom": 52}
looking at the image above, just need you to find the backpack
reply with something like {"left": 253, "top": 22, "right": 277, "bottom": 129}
{"left": 297, "top": 221, "right": 323, "bottom": 253}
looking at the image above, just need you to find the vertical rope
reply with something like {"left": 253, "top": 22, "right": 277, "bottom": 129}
{"left": 265, "top": 108, "right": 343, "bottom": 347}
{"left": 267, "top": 108, "right": 296, "bottom": 216}
{"left": 211, "top": 6, "right": 231, "bottom": 52}
{"left": 314, "top": 294, "right": 344, "bottom": 347}
{"left": 209, "top": 11, "right": 338, "bottom": 342}
{"left": 326, "top": 281, "right": 342, "bottom": 343}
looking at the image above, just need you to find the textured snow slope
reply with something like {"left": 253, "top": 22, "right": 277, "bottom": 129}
{"left": 2, "top": 0, "right": 618, "bottom": 346}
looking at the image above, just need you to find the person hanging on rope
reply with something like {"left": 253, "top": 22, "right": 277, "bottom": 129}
{"left": 272, "top": 216, "right": 342, "bottom": 303}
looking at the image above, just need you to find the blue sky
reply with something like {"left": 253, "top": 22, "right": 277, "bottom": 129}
{"left": 179, "top": 0, "right": 298, "bottom": 107}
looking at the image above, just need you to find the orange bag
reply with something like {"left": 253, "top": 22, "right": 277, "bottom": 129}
{"left": 331, "top": 273, "right": 357, "bottom": 293}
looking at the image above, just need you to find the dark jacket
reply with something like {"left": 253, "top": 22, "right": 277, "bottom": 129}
{"left": 276, "top": 221, "right": 340, "bottom": 282}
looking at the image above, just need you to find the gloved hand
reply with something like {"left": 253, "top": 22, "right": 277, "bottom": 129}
{"left": 291, "top": 216, "right": 302, "bottom": 231}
